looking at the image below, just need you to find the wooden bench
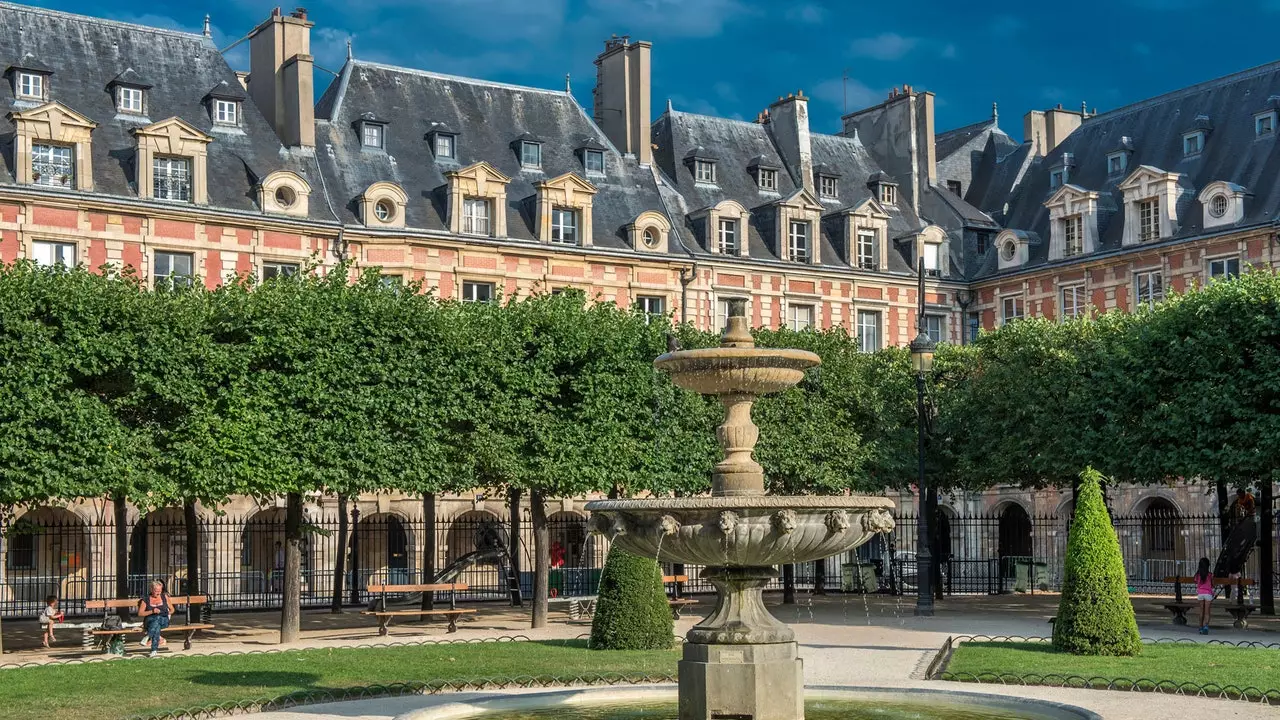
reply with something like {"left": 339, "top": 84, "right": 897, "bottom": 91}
{"left": 663, "top": 575, "right": 698, "bottom": 619}
{"left": 87, "top": 595, "right": 213, "bottom": 651}
{"left": 1159, "top": 576, "right": 1257, "bottom": 628}
{"left": 362, "top": 582, "right": 475, "bottom": 635}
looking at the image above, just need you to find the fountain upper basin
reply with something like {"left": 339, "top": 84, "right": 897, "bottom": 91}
{"left": 584, "top": 496, "right": 894, "bottom": 567}
{"left": 654, "top": 348, "right": 820, "bottom": 395}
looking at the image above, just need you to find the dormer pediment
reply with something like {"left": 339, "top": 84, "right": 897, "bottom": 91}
{"left": 1045, "top": 183, "right": 1100, "bottom": 213}
{"left": 536, "top": 172, "right": 598, "bottom": 196}
{"left": 8, "top": 101, "right": 97, "bottom": 133}
{"left": 775, "top": 187, "right": 822, "bottom": 212}
{"left": 1117, "top": 165, "right": 1180, "bottom": 194}
{"left": 445, "top": 160, "right": 512, "bottom": 186}
{"left": 132, "top": 116, "right": 214, "bottom": 151}
{"left": 841, "top": 196, "right": 891, "bottom": 221}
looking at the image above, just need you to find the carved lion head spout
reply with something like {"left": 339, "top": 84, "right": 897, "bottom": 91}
{"left": 658, "top": 514, "right": 681, "bottom": 536}
{"left": 771, "top": 509, "right": 798, "bottom": 534}
{"left": 825, "top": 509, "right": 850, "bottom": 533}
{"left": 861, "top": 508, "right": 896, "bottom": 534}
{"left": 717, "top": 510, "right": 740, "bottom": 536}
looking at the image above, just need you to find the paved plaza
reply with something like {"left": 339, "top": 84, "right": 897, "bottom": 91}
{"left": 4, "top": 593, "right": 1277, "bottom": 719}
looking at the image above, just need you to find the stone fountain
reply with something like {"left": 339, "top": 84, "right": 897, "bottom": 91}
{"left": 585, "top": 316, "right": 895, "bottom": 720}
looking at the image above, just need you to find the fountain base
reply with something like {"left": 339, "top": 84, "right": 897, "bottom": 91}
{"left": 678, "top": 641, "right": 803, "bottom": 720}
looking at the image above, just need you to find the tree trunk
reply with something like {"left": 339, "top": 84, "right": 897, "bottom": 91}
{"left": 508, "top": 488, "right": 523, "bottom": 607}
{"left": 530, "top": 489, "right": 549, "bottom": 629}
{"left": 782, "top": 563, "right": 796, "bottom": 604}
{"left": 1261, "top": 480, "right": 1275, "bottom": 616}
{"left": 1217, "top": 480, "right": 1230, "bottom": 539}
{"left": 348, "top": 505, "right": 361, "bottom": 605}
{"left": 280, "top": 492, "right": 304, "bottom": 644}
{"left": 331, "top": 495, "right": 348, "bottom": 613}
{"left": 113, "top": 494, "right": 129, "bottom": 618}
{"left": 0, "top": 513, "right": 6, "bottom": 655}
{"left": 183, "top": 499, "right": 201, "bottom": 625}
{"left": 813, "top": 559, "right": 826, "bottom": 595}
{"left": 421, "top": 493, "right": 437, "bottom": 617}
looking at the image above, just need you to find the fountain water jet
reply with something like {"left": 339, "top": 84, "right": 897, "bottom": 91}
{"left": 585, "top": 317, "right": 894, "bottom": 720}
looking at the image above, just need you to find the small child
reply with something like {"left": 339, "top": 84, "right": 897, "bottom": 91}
{"left": 1194, "top": 557, "right": 1214, "bottom": 635}
{"left": 38, "top": 595, "right": 64, "bottom": 648}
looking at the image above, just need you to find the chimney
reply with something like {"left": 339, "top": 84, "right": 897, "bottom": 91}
{"left": 593, "top": 36, "right": 652, "bottom": 165}
{"left": 1025, "top": 105, "right": 1083, "bottom": 156}
{"left": 840, "top": 85, "right": 935, "bottom": 210}
{"left": 767, "top": 90, "right": 814, "bottom": 193}
{"left": 248, "top": 7, "right": 315, "bottom": 148}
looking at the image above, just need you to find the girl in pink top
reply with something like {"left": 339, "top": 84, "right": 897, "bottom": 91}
{"left": 1194, "top": 557, "right": 1214, "bottom": 635}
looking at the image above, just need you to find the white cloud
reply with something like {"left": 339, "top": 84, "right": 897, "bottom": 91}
{"left": 812, "top": 76, "right": 882, "bottom": 115}
{"left": 849, "top": 33, "right": 919, "bottom": 61}
{"left": 785, "top": 4, "right": 826, "bottom": 23}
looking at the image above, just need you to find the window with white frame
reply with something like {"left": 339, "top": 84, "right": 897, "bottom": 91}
{"left": 820, "top": 175, "right": 838, "bottom": 199}
{"left": 716, "top": 297, "right": 747, "bottom": 330}
{"left": 462, "top": 198, "right": 490, "bottom": 235}
{"left": 1001, "top": 295, "right": 1024, "bottom": 324}
{"left": 462, "top": 280, "right": 495, "bottom": 303}
{"left": 1257, "top": 113, "right": 1275, "bottom": 138}
{"left": 788, "top": 220, "right": 810, "bottom": 263}
{"left": 584, "top": 149, "right": 605, "bottom": 174}
{"left": 922, "top": 242, "right": 942, "bottom": 277}
{"left": 214, "top": 99, "right": 238, "bottom": 126}
{"left": 1138, "top": 197, "right": 1160, "bottom": 241}
{"left": 788, "top": 304, "right": 814, "bottom": 331}
{"left": 1063, "top": 215, "right": 1083, "bottom": 256}
{"left": 32, "top": 240, "right": 75, "bottom": 267}
{"left": 154, "top": 251, "right": 194, "bottom": 288}
{"left": 856, "top": 310, "right": 881, "bottom": 353}
{"left": 695, "top": 159, "right": 716, "bottom": 183}
{"left": 717, "top": 218, "right": 738, "bottom": 254}
{"left": 636, "top": 295, "right": 665, "bottom": 319}
{"left": 118, "top": 86, "right": 144, "bottom": 114}
{"left": 1208, "top": 256, "right": 1240, "bottom": 280}
{"left": 379, "top": 274, "right": 403, "bottom": 289}
{"left": 1183, "top": 132, "right": 1203, "bottom": 156}
{"left": 1208, "top": 194, "right": 1228, "bottom": 219}
{"left": 924, "top": 314, "right": 945, "bottom": 344}
{"left": 31, "top": 143, "right": 74, "bottom": 187}
{"left": 1135, "top": 269, "right": 1164, "bottom": 308}
{"left": 758, "top": 168, "right": 777, "bottom": 191}
{"left": 1060, "top": 284, "right": 1086, "bottom": 320}
{"left": 1049, "top": 169, "right": 1064, "bottom": 189}
{"left": 520, "top": 141, "right": 542, "bottom": 169}
{"left": 550, "top": 208, "right": 578, "bottom": 244}
{"left": 879, "top": 184, "right": 896, "bottom": 205}
{"left": 153, "top": 156, "right": 192, "bottom": 202}
{"left": 1107, "top": 152, "right": 1127, "bottom": 175}
{"left": 16, "top": 72, "right": 43, "bottom": 100}
{"left": 373, "top": 199, "right": 395, "bottom": 222}
{"left": 262, "top": 261, "right": 299, "bottom": 281}
{"left": 967, "top": 311, "right": 981, "bottom": 343}
{"left": 434, "top": 133, "right": 456, "bottom": 159}
{"left": 362, "top": 123, "right": 384, "bottom": 149}
{"left": 856, "top": 230, "right": 877, "bottom": 270}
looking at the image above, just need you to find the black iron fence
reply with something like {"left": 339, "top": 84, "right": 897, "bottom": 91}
{"left": 2, "top": 506, "right": 1274, "bottom": 618}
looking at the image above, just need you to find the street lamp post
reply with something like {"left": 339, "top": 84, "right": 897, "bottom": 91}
{"left": 909, "top": 258, "right": 937, "bottom": 617}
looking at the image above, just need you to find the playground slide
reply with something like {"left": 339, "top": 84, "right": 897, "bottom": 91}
{"left": 1214, "top": 515, "right": 1258, "bottom": 578}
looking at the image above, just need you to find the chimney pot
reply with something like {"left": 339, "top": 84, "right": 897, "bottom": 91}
{"left": 272, "top": 7, "right": 281, "bottom": 16}
{"left": 292, "top": 7, "right": 308, "bottom": 19}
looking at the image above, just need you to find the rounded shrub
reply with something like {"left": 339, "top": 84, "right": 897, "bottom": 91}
{"left": 1052, "top": 468, "right": 1141, "bottom": 656}
{"left": 589, "top": 545, "right": 674, "bottom": 650}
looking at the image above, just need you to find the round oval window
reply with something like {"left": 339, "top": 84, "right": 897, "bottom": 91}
{"left": 274, "top": 186, "right": 296, "bottom": 209}
{"left": 642, "top": 228, "right": 659, "bottom": 248}
{"left": 374, "top": 199, "right": 394, "bottom": 222}
{"left": 1209, "top": 194, "right": 1228, "bottom": 218}
{"left": 1000, "top": 241, "right": 1016, "bottom": 261}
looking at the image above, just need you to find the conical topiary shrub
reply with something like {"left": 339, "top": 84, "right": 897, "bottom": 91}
{"left": 1052, "top": 468, "right": 1141, "bottom": 656}
{"left": 589, "top": 545, "right": 674, "bottom": 650}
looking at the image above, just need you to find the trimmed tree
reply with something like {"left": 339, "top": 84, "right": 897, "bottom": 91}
{"left": 1053, "top": 468, "right": 1141, "bottom": 656}
{"left": 589, "top": 545, "right": 673, "bottom": 650}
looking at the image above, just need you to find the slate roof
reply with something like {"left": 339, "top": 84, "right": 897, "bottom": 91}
{"left": 0, "top": 3, "right": 316, "bottom": 217}
{"left": 936, "top": 117, "right": 1013, "bottom": 162}
{"left": 975, "top": 58, "right": 1280, "bottom": 279}
{"left": 313, "top": 60, "right": 670, "bottom": 251}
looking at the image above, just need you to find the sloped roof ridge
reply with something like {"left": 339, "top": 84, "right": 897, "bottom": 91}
{"left": 350, "top": 60, "right": 569, "bottom": 97}
{"left": 0, "top": 2, "right": 206, "bottom": 41}
{"left": 937, "top": 117, "right": 995, "bottom": 140}
{"left": 667, "top": 108, "right": 764, "bottom": 130}
{"left": 1090, "top": 58, "right": 1280, "bottom": 122}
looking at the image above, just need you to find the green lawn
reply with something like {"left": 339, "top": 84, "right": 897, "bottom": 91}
{"left": 0, "top": 640, "right": 679, "bottom": 720}
{"left": 946, "top": 642, "right": 1280, "bottom": 697}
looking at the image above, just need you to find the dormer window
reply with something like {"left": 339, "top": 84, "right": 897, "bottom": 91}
{"left": 16, "top": 71, "right": 44, "bottom": 100}
{"left": 1049, "top": 169, "right": 1064, "bottom": 189}
{"left": 118, "top": 86, "right": 144, "bottom": 114}
{"left": 1107, "top": 152, "right": 1127, "bottom": 175}
{"left": 584, "top": 149, "right": 604, "bottom": 174}
{"left": 462, "top": 197, "right": 490, "bottom": 235}
{"left": 363, "top": 123, "right": 384, "bottom": 149}
{"left": 696, "top": 160, "right": 717, "bottom": 183}
{"left": 551, "top": 207, "right": 578, "bottom": 244}
{"left": 922, "top": 242, "right": 942, "bottom": 277}
{"left": 434, "top": 133, "right": 456, "bottom": 159}
{"left": 1183, "top": 131, "right": 1204, "bottom": 156}
{"left": 758, "top": 168, "right": 777, "bottom": 191}
{"left": 880, "top": 184, "right": 896, "bottom": 205}
{"left": 31, "top": 143, "right": 74, "bottom": 187}
{"left": 820, "top": 175, "right": 838, "bottom": 199}
{"left": 521, "top": 140, "right": 542, "bottom": 169}
{"left": 787, "top": 221, "right": 810, "bottom": 263}
{"left": 1138, "top": 197, "right": 1160, "bottom": 241}
{"left": 153, "top": 156, "right": 192, "bottom": 202}
{"left": 214, "top": 99, "right": 239, "bottom": 126}
{"left": 1256, "top": 112, "right": 1276, "bottom": 138}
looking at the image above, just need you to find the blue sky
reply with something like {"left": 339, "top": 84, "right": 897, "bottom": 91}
{"left": 29, "top": 0, "right": 1280, "bottom": 139}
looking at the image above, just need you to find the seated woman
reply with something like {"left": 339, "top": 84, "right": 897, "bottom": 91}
{"left": 137, "top": 581, "right": 175, "bottom": 657}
